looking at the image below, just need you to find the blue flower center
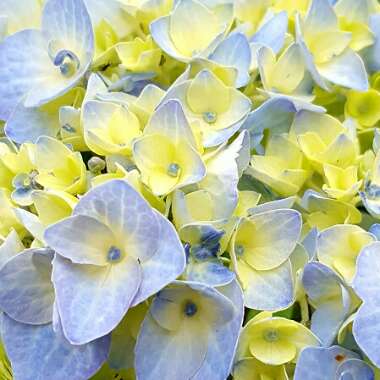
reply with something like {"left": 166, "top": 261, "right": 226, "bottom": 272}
{"left": 167, "top": 163, "right": 180, "bottom": 177}
{"left": 203, "top": 111, "right": 217, "bottom": 124}
{"left": 184, "top": 301, "right": 197, "bottom": 317}
{"left": 263, "top": 329, "right": 279, "bottom": 342}
{"left": 53, "top": 49, "right": 80, "bottom": 77}
{"left": 107, "top": 246, "right": 122, "bottom": 262}
{"left": 235, "top": 244, "right": 245, "bottom": 256}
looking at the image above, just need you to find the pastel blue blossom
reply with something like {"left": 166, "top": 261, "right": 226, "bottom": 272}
{"left": 135, "top": 280, "right": 244, "bottom": 380}
{"left": 150, "top": 0, "right": 233, "bottom": 63}
{"left": 44, "top": 179, "right": 186, "bottom": 344}
{"left": 230, "top": 208, "right": 302, "bottom": 310}
{"left": 0, "top": 0, "right": 94, "bottom": 120}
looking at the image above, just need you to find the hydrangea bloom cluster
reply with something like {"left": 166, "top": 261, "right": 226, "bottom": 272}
{"left": 1, "top": 0, "right": 380, "bottom": 379}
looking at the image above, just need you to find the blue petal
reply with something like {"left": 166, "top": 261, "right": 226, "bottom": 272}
{"left": 209, "top": 33, "right": 251, "bottom": 88}
{"left": 0, "top": 248, "right": 54, "bottom": 324}
{"left": 131, "top": 209, "right": 186, "bottom": 306}
{"left": 363, "top": 14, "right": 380, "bottom": 73}
{"left": 318, "top": 50, "right": 369, "bottom": 91}
{"left": 5, "top": 97, "right": 62, "bottom": 144}
{"left": 369, "top": 224, "right": 380, "bottom": 240}
{"left": 353, "top": 242, "right": 380, "bottom": 302}
{"left": 73, "top": 180, "right": 160, "bottom": 263}
{"left": 1, "top": 314, "right": 110, "bottom": 380}
{"left": 186, "top": 261, "right": 235, "bottom": 286}
{"left": 44, "top": 214, "right": 117, "bottom": 266}
{"left": 294, "top": 345, "right": 359, "bottom": 380}
{"left": 52, "top": 254, "right": 141, "bottom": 344}
{"left": 336, "top": 358, "right": 374, "bottom": 380}
{"left": 250, "top": 11, "right": 288, "bottom": 54}
{"left": 240, "top": 98, "right": 296, "bottom": 141}
{"left": 240, "top": 259, "right": 295, "bottom": 310}
{"left": 302, "top": 262, "right": 351, "bottom": 346}
{"left": 0, "top": 30, "right": 48, "bottom": 119}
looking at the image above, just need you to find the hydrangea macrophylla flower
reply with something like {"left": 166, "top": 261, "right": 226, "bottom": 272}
{"left": 299, "top": 189, "right": 362, "bottom": 231}
{"left": 345, "top": 89, "right": 380, "bottom": 128}
{"left": 0, "top": 0, "right": 94, "bottom": 120}
{"left": 163, "top": 69, "right": 251, "bottom": 146}
{"left": 317, "top": 224, "right": 375, "bottom": 284}
{"left": 32, "top": 136, "right": 87, "bottom": 195}
{"left": 322, "top": 164, "right": 362, "bottom": 202}
{"left": 302, "top": 262, "right": 359, "bottom": 346}
{"left": 295, "top": 0, "right": 368, "bottom": 91}
{"left": 290, "top": 111, "right": 358, "bottom": 173}
{"left": 150, "top": 0, "right": 233, "bottom": 63}
{"left": 235, "top": 312, "right": 320, "bottom": 366}
{"left": 352, "top": 242, "right": 380, "bottom": 367}
{"left": 230, "top": 208, "right": 302, "bottom": 310}
{"left": 248, "top": 134, "right": 311, "bottom": 197}
{"left": 133, "top": 100, "right": 206, "bottom": 196}
{"left": 294, "top": 345, "right": 374, "bottom": 380}
{"left": 83, "top": 100, "right": 142, "bottom": 156}
{"left": 0, "top": 249, "right": 110, "bottom": 380}
{"left": 44, "top": 179, "right": 186, "bottom": 344}
{"left": 135, "top": 280, "right": 244, "bottom": 380}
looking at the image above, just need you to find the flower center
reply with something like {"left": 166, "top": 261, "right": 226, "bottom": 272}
{"left": 53, "top": 49, "right": 80, "bottom": 77}
{"left": 107, "top": 246, "right": 122, "bottom": 263}
{"left": 203, "top": 111, "right": 217, "bottom": 124}
{"left": 167, "top": 162, "right": 180, "bottom": 177}
{"left": 184, "top": 301, "right": 198, "bottom": 317}
{"left": 263, "top": 329, "right": 279, "bottom": 342}
{"left": 235, "top": 244, "right": 245, "bottom": 256}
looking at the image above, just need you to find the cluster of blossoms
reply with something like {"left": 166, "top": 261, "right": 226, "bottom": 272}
{"left": 2, "top": 0, "right": 380, "bottom": 379}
